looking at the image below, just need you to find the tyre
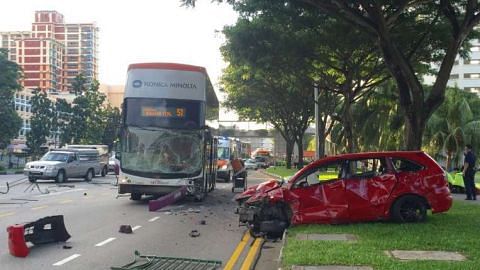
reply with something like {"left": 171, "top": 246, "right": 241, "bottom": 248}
{"left": 101, "top": 166, "right": 107, "bottom": 177}
{"left": 130, "top": 193, "right": 141, "bottom": 200}
{"left": 391, "top": 195, "right": 427, "bottom": 223}
{"left": 55, "top": 170, "right": 66, "bottom": 183}
{"left": 85, "top": 169, "right": 94, "bottom": 182}
{"left": 28, "top": 177, "right": 37, "bottom": 183}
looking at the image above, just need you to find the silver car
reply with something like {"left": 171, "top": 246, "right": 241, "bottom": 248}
{"left": 24, "top": 149, "right": 102, "bottom": 183}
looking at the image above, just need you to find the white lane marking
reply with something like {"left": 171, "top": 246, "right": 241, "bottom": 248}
{"left": 148, "top": 216, "right": 159, "bottom": 222}
{"left": 95, "top": 237, "right": 116, "bottom": 247}
{"left": 31, "top": 205, "right": 48, "bottom": 210}
{"left": 53, "top": 254, "right": 81, "bottom": 266}
{"left": 0, "top": 212, "right": 15, "bottom": 218}
{"left": 132, "top": 225, "right": 142, "bottom": 231}
{"left": 37, "top": 188, "right": 87, "bottom": 197}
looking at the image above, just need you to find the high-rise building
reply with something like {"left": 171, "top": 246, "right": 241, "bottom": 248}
{"left": 0, "top": 10, "right": 98, "bottom": 93}
{"left": 448, "top": 39, "right": 480, "bottom": 95}
{"left": 0, "top": 10, "right": 99, "bottom": 141}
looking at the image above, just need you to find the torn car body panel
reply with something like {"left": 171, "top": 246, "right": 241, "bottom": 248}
{"left": 236, "top": 151, "right": 453, "bottom": 236}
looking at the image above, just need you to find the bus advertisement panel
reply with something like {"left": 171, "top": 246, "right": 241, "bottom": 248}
{"left": 117, "top": 63, "right": 218, "bottom": 201}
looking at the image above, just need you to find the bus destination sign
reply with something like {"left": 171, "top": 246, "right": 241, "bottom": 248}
{"left": 141, "top": 106, "right": 186, "bottom": 118}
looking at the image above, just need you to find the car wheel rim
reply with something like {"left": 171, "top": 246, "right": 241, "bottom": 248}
{"left": 400, "top": 201, "right": 422, "bottom": 222}
{"left": 58, "top": 173, "right": 64, "bottom": 182}
{"left": 88, "top": 171, "right": 92, "bottom": 180}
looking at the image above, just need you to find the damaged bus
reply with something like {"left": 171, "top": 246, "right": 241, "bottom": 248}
{"left": 117, "top": 63, "right": 219, "bottom": 201}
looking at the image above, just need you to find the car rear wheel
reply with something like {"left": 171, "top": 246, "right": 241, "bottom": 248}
{"left": 56, "top": 170, "right": 66, "bottom": 183}
{"left": 85, "top": 169, "right": 94, "bottom": 182}
{"left": 28, "top": 177, "right": 37, "bottom": 183}
{"left": 391, "top": 195, "right": 427, "bottom": 223}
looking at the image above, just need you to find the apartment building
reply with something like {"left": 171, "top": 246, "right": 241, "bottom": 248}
{"left": 448, "top": 39, "right": 480, "bottom": 94}
{"left": 0, "top": 10, "right": 99, "bottom": 141}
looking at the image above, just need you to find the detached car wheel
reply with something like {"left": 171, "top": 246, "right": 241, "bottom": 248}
{"left": 85, "top": 169, "right": 94, "bottom": 182}
{"left": 391, "top": 195, "right": 427, "bottom": 223}
{"left": 55, "top": 170, "right": 66, "bottom": 183}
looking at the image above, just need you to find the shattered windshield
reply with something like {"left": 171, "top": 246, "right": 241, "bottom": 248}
{"left": 121, "top": 127, "right": 202, "bottom": 176}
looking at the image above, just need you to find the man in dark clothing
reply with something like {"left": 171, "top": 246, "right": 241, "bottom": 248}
{"left": 463, "top": 144, "right": 477, "bottom": 200}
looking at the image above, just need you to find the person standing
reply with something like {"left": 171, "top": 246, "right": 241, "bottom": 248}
{"left": 463, "top": 144, "right": 477, "bottom": 200}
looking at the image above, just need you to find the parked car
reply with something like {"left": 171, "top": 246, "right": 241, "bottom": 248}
{"left": 244, "top": 159, "right": 259, "bottom": 170}
{"left": 236, "top": 151, "right": 452, "bottom": 237}
{"left": 24, "top": 149, "right": 102, "bottom": 183}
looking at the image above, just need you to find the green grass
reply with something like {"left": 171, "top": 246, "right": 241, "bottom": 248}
{"left": 266, "top": 166, "right": 299, "bottom": 178}
{"left": 283, "top": 201, "right": 480, "bottom": 270}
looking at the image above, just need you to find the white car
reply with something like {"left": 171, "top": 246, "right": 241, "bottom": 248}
{"left": 244, "top": 159, "right": 258, "bottom": 170}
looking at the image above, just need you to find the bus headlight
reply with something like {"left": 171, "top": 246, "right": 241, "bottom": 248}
{"left": 221, "top": 165, "right": 228, "bottom": 170}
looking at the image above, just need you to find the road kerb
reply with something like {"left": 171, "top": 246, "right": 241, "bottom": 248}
{"left": 224, "top": 231, "right": 251, "bottom": 270}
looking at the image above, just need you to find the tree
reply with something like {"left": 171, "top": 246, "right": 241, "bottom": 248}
{"left": 221, "top": 16, "right": 314, "bottom": 168}
{"left": 182, "top": 0, "right": 480, "bottom": 150}
{"left": 296, "top": 0, "right": 480, "bottom": 150}
{"left": 101, "top": 105, "right": 121, "bottom": 150}
{"left": 424, "top": 87, "right": 480, "bottom": 169}
{"left": 27, "top": 89, "right": 54, "bottom": 158}
{"left": 0, "top": 48, "right": 22, "bottom": 149}
{"left": 71, "top": 73, "right": 87, "bottom": 96}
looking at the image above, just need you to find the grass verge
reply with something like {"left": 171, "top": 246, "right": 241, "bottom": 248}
{"left": 282, "top": 201, "right": 480, "bottom": 270}
{"left": 266, "top": 166, "right": 299, "bottom": 178}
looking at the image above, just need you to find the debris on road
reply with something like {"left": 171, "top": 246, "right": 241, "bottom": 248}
{"left": 199, "top": 220, "right": 206, "bottom": 225}
{"left": 62, "top": 245, "right": 72, "bottom": 249}
{"left": 7, "top": 215, "right": 71, "bottom": 257}
{"left": 119, "top": 225, "right": 133, "bottom": 234}
{"left": 148, "top": 186, "right": 187, "bottom": 212}
{"left": 189, "top": 230, "right": 200, "bottom": 237}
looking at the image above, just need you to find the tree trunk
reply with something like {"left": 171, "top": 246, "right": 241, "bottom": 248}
{"left": 404, "top": 115, "right": 425, "bottom": 150}
{"left": 296, "top": 137, "right": 304, "bottom": 168}
{"left": 285, "top": 140, "right": 295, "bottom": 169}
{"left": 446, "top": 152, "right": 452, "bottom": 171}
{"left": 343, "top": 98, "right": 356, "bottom": 153}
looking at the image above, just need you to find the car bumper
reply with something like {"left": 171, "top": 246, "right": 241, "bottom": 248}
{"left": 24, "top": 169, "right": 58, "bottom": 179}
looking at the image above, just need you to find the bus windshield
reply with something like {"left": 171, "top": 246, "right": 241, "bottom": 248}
{"left": 217, "top": 147, "right": 230, "bottom": 160}
{"left": 121, "top": 127, "right": 202, "bottom": 177}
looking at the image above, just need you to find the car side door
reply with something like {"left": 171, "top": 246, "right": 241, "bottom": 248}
{"left": 344, "top": 157, "right": 397, "bottom": 221}
{"left": 69, "top": 154, "right": 82, "bottom": 178}
{"left": 288, "top": 160, "right": 349, "bottom": 224}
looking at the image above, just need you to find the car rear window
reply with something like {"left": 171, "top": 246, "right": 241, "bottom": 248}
{"left": 392, "top": 158, "right": 423, "bottom": 172}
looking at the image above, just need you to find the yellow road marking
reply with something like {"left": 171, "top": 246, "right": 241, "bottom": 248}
{"left": 60, "top": 199, "right": 73, "bottom": 204}
{"left": 224, "top": 231, "right": 251, "bottom": 270}
{"left": 240, "top": 237, "right": 264, "bottom": 270}
{"left": 0, "top": 212, "right": 15, "bottom": 218}
{"left": 31, "top": 205, "right": 48, "bottom": 210}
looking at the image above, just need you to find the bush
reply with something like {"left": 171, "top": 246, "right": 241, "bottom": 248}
{"left": 0, "top": 165, "right": 5, "bottom": 171}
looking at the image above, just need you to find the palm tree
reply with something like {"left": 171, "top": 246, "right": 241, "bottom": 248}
{"left": 425, "top": 88, "right": 480, "bottom": 170}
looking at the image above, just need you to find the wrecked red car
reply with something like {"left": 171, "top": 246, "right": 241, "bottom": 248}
{"left": 236, "top": 151, "right": 452, "bottom": 237}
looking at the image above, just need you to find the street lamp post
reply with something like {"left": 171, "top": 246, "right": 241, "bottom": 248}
{"left": 314, "top": 84, "right": 320, "bottom": 160}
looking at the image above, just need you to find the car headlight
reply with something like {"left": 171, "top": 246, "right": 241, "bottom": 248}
{"left": 221, "top": 165, "right": 228, "bottom": 170}
{"left": 45, "top": 165, "right": 56, "bottom": 170}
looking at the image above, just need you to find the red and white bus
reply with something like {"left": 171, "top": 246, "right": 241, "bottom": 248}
{"left": 117, "top": 63, "right": 219, "bottom": 201}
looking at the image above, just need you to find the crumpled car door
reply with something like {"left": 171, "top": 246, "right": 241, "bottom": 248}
{"left": 289, "top": 179, "right": 348, "bottom": 224}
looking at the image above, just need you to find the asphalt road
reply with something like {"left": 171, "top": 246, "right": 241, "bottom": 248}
{"left": 0, "top": 170, "right": 273, "bottom": 270}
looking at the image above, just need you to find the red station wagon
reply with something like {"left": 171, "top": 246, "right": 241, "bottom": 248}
{"left": 236, "top": 151, "right": 452, "bottom": 237}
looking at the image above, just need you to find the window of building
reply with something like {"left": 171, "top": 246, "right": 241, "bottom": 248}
{"left": 465, "top": 87, "right": 480, "bottom": 93}
{"left": 450, "top": 74, "right": 459, "bottom": 79}
{"left": 464, "top": 59, "right": 480, "bottom": 65}
{"left": 472, "top": 46, "right": 480, "bottom": 52}
{"left": 464, "top": 73, "right": 480, "bottom": 79}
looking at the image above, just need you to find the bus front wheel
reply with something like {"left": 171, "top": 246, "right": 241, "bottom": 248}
{"left": 130, "top": 193, "right": 141, "bottom": 200}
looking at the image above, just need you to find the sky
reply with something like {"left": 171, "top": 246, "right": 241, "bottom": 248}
{"left": 0, "top": 0, "right": 238, "bottom": 88}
